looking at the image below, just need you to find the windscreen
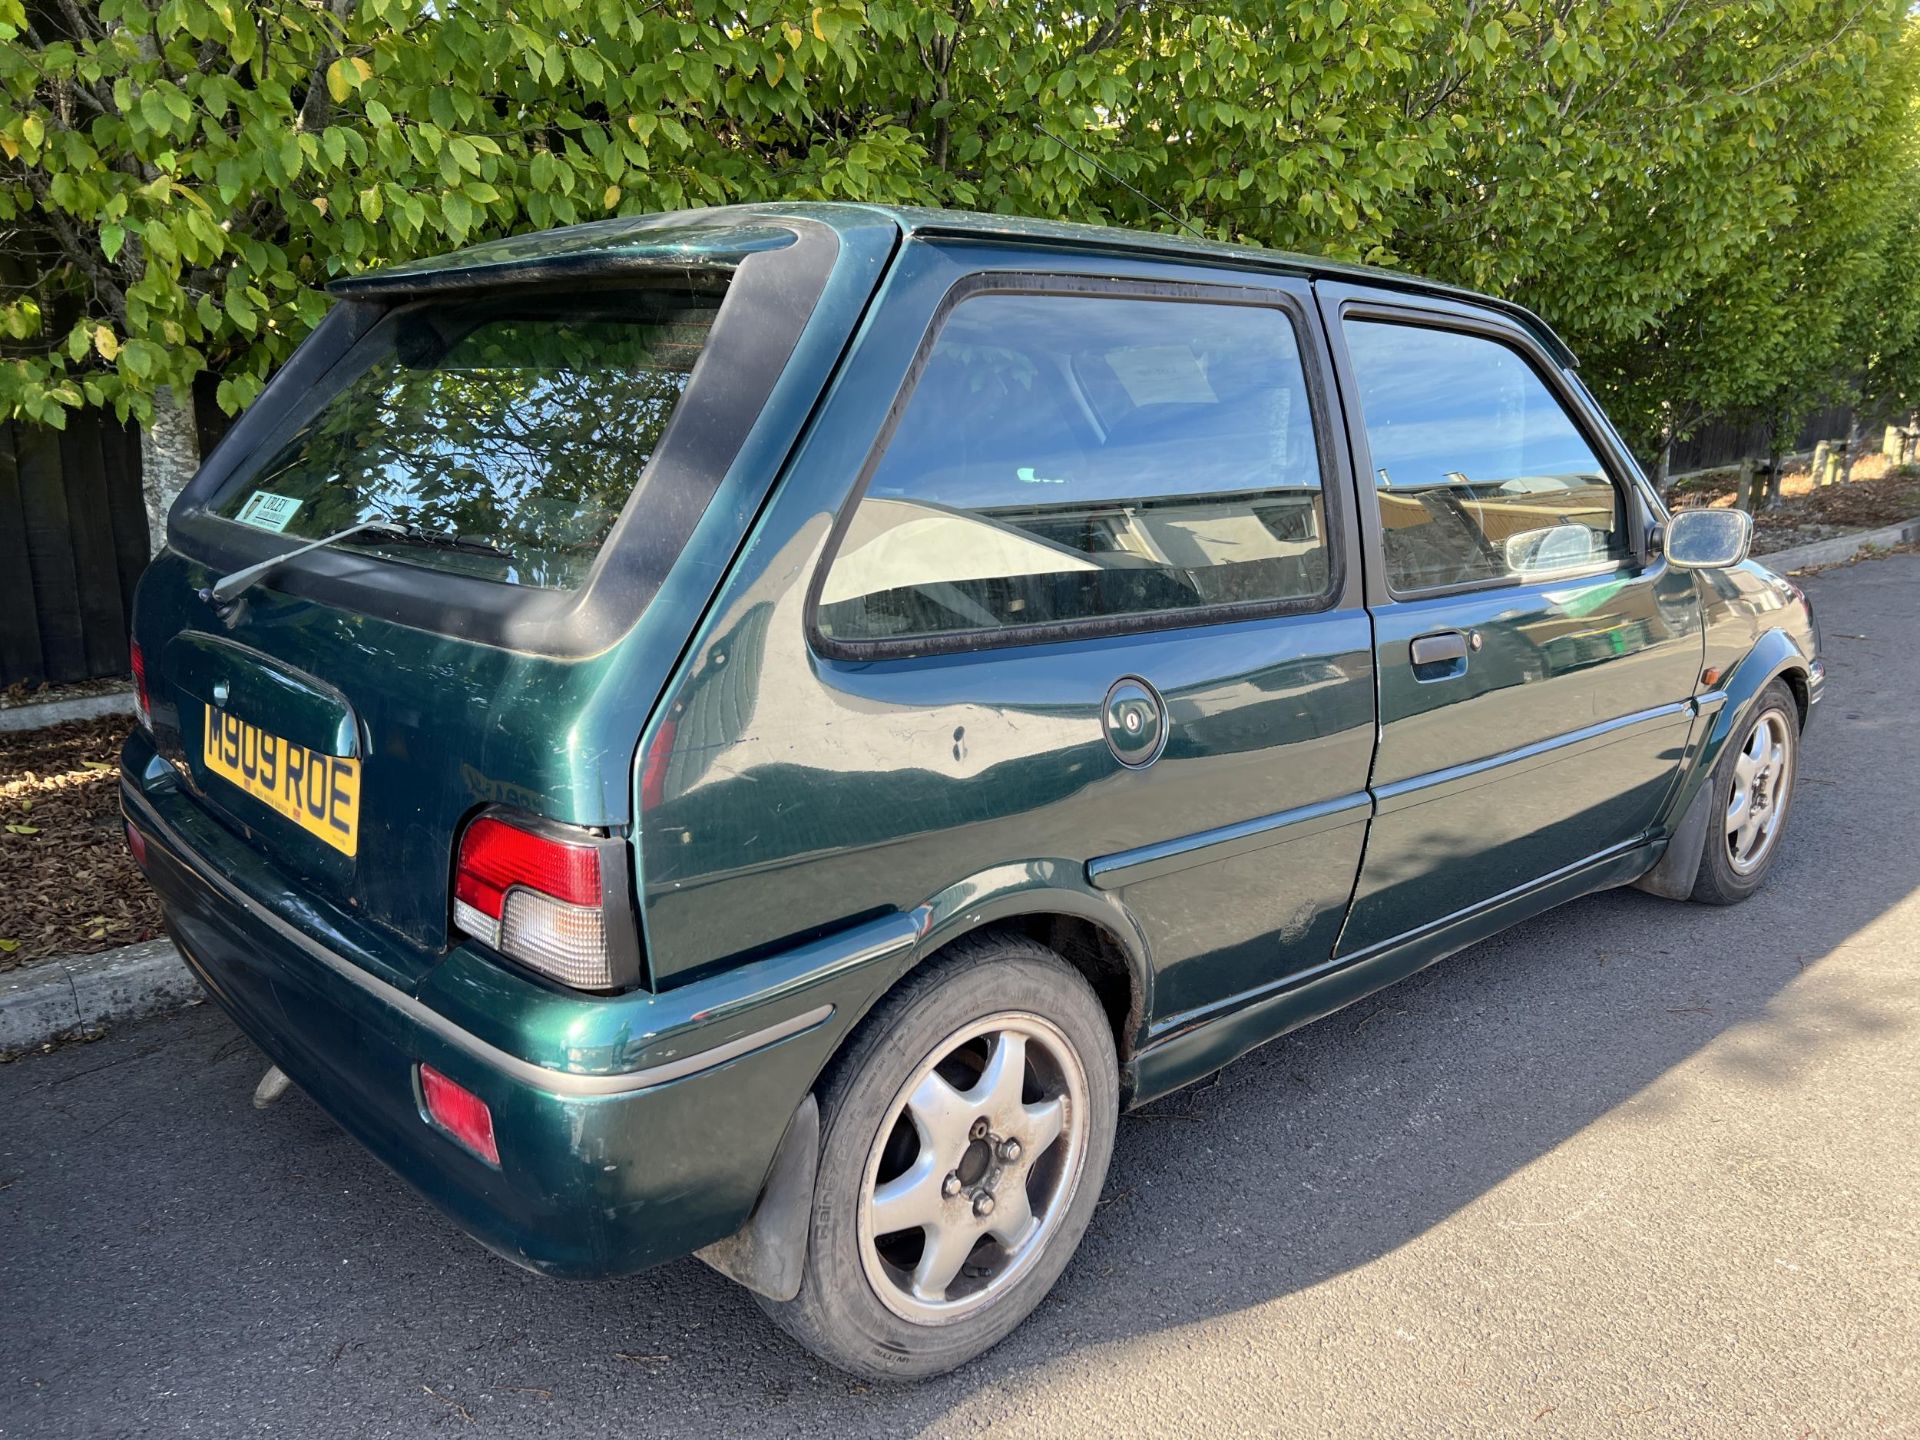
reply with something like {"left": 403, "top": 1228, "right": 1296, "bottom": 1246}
{"left": 211, "top": 281, "right": 728, "bottom": 590}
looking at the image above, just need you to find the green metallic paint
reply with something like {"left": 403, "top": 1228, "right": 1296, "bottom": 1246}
{"left": 128, "top": 205, "right": 898, "bottom": 961}
{"left": 125, "top": 733, "right": 940, "bottom": 1274}
{"left": 634, "top": 240, "right": 1377, "bottom": 1039}
{"left": 163, "top": 631, "right": 361, "bottom": 757}
{"left": 327, "top": 215, "right": 804, "bottom": 298}
{"left": 120, "top": 202, "right": 1823, "bottom": 1287}
{"left": 1128, "top": 838, "right": 1659, "bottom": 1105}
{"left": 1645, "top": 583, "right": 1817, "bottom": 836}
{"left": 1340, "top": 561, "right": 1703, "bottom": 955}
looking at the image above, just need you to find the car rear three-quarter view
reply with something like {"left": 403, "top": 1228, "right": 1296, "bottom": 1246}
{"left": 122, "top": 202, "right": 1821, "bottom": 1381}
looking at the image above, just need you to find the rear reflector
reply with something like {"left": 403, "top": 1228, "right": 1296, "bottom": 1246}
{"left": 130, "top": 640, "right": 152, "bottom": 731}
{"left": 418, "top": 1063, "right": 500, "bottom": 1166}
{"left": 124, "top": 819, "right": 147, "bottom": 869}
{"left": 452, "top": 813, "right": 616, "bottom": 990}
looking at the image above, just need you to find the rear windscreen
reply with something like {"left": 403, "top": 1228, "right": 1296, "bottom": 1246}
{"left": 210, "top": 282, "right": 728, "bottom": 590}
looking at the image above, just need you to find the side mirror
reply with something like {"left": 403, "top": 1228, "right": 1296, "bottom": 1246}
{"left": 1664, "top": 508, "right": 1752, "bottom": 570}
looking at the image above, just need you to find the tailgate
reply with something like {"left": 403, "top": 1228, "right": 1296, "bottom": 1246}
{"left": 128, "top": 206, "right": 900, "bottom": 984}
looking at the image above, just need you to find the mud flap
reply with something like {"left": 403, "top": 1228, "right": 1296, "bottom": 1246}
{"left": 1633, "top": 779, "right": 1714, "bottom": 900}
{"left": 694, "top": 1094, "right": 818, "bottom": 1302}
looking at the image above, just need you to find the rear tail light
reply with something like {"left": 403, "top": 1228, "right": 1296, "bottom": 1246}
{"left": 130, "top": 640, "right": 152, "bottom": 731}
{"left": 418, "top": 1063, "right": 500, "bottom": 1166}
{"left": 451, "top": 812, "right": 634, "bottom": 990}
{"left": 124, "top": 819, "right": 148, "bottom": 869}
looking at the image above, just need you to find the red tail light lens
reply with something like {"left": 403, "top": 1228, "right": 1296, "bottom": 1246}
{"left": 454, "top": 816, "right": 601, "bottom": 916}
{"left": 124, "top": 819, "right": 148, "bottom": 869}
{"left": 452, "top": 814, "right": 615, "bottom": 989}
{"left": 130, "top": 640, "right": 152, "bottom": 731}
{"left": 418, "top": 1063, "right": 500, "bottom": 1166}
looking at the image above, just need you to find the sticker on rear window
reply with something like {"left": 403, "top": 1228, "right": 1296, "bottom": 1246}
{"left": 235, "top": 490, "right": 302, "bottom": 533}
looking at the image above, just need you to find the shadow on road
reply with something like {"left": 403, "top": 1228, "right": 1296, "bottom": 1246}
{"left": 3, "top": 559, "right": 1915, "bottom": 1439}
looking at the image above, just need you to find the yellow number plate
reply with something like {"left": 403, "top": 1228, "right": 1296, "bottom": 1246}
{"left": 201, "top": 704, "right": 360, "bottom": 857}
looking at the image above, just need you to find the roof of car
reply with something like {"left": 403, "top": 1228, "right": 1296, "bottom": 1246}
{"left": 329, "top": 200, "right": 1577, "bottom": 367}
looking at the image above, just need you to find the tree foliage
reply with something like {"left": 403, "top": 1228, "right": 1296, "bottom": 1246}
{"left": 3, "top": 0, "right": 1917, "bottom": 460}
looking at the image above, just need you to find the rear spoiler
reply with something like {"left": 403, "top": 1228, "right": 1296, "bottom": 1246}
{"left": 325, "top": 218, "right": 798, "bottom": 300}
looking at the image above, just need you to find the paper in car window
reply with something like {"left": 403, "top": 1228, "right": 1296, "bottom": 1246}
{"left": 235, "top": 490, "right": 302, "bottom": 533}
{"left": 1105, "top": 346, "right": 1217, "bottom": 407}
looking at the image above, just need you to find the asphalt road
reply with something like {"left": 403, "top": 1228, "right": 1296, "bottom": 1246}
{"left": 4, "top": 556, "right": 1917, "bottom": 1439}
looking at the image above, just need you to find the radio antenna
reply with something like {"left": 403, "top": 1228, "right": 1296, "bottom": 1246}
{"left": 1029, "top": 121, "right": 1209, "bottom": 244}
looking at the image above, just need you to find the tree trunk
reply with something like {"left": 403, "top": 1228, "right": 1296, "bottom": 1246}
{"left": 139, "top": 385, "right": 200, "bottom": 556}
{"left": 1841, "top": 420, "right": 1862, "bottom": 484}
{"left": 1654, "top": 433, "right": 1673, "bottom": 496}
{"left": 1735, "top": 456, "right": 1756, "bottom": 512}
{"left": 1765, "top": 439, "right": 1787, "bottom": 510}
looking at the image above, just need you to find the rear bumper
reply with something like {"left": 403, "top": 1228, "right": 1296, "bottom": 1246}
{"left": 121, "top": 734, "right": 917, "bottom": 1279}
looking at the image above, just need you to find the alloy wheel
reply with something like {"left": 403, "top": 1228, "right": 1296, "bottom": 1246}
{"left": 857, "top": 1012, "right": 1090, "bottom": 1325}
{"left": 1726, "top": 708, "right": 1793, "bottom": 875}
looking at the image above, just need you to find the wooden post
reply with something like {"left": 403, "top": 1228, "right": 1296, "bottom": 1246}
{"left": 1810, "top": 440, "right": 1831, "bottom": 487}
{"left": 1841, "top": 424, "right": 1860, "bottom": 485}
{"left": 1735, "top": 456, "right": 1757, "bottom": 512}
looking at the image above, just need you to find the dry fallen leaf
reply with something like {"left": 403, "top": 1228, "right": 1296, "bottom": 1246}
{"left": 1, "top": 715, "right": 166, "bottom": 969}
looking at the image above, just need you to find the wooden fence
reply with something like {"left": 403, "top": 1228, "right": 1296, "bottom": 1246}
{"left": 0, "top": 415, "right": 150, "bottom": 689}
{"left": 1668, "top": 404, "right": 1856, "bottom": 477}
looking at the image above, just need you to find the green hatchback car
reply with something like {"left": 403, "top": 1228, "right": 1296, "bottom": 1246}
{"left": 122, "top": 202, "right": 1822, "bottom": 1380}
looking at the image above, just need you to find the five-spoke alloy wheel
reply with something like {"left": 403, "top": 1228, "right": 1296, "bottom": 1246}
{"left": 758, "top": 934, "right": 1118, "bottom": 1381}
{"left": 1693, "top": 679, "right": 1801, "bottom": 904}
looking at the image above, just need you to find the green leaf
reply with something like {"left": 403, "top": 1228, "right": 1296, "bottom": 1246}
{"left": 120, "top": 339, "right": 157, "bottom": 379}
{"left": 441, "top": 190, "right": 473, "bottom": 234}
{"left": 223, "top": 288, "right": 256, "bottom": 329}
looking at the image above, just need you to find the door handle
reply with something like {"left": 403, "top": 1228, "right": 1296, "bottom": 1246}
{"left": 1410, "top": 630, "right": 1469, "bottom": 667}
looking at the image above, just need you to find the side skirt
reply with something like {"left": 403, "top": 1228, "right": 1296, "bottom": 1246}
{"left": 1124, "top": 839, "right": 1659, "bottom": 1107}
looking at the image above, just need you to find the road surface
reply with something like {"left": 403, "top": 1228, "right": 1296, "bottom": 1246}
{"left": 4, "top": 555, "right": 1916, "bottom": 1438}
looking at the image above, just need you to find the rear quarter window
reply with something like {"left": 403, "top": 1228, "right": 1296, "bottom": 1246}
{"left": 815, "top": 289, "right": 1332, "bottom": 650}
{"left": 210, "top": 282, "right": 727, "bottom": 591}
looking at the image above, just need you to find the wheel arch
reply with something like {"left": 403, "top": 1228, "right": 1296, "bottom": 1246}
{"left": 898, "top": 863, "right": 1154, "bottom": 1067}
{"left": 699, "top": 868, "right": 1151, "bottom": 1302}
{"left": 1662, "top": 627, "right": 1812, "bottom": 839}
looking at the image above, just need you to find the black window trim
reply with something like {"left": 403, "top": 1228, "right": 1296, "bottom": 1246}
{"left": 167, "top": 217, "right": 844, "bottom": 660}
{"left": 1332, "top": 296, "right": 1653, "bottom": 605}
{"left": 804, "top": 269, "right": 1349, "bottom": 662}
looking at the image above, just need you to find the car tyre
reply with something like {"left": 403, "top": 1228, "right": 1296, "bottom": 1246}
{"left": 757, "top": 932, "right": 1119, "bottom": 1381}
{"left": 1691, "top": 679, "right": 1800, "bottom": 905}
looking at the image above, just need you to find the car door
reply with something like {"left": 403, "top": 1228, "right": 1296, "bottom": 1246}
{"left": 636, "top": 240, "right": 1378, "bottom": 1031}
{"left": 1317, "top": 284, "right": 1702, "bottom": 958}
